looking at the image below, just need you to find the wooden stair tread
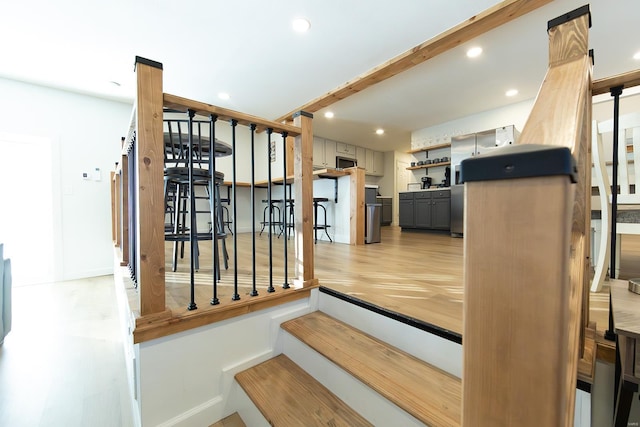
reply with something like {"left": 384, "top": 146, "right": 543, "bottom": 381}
{"left": 282, "top": 311, "right": 461, "bottom": 427}
{"left": 210, "top": 412, "right": 246, "bottom": 427}
{"left": 235, "top": 354, "right": 372, "bottom": 427}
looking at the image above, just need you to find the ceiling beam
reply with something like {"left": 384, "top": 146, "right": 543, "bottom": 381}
{"left": 592, "top": 69, "right": 640, "bottom": 96}
{"left": 275, "top": 0, "right": 554, "bottom": 123}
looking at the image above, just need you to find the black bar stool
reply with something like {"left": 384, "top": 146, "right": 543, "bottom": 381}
{"left": 260, "top": 199, "right": 283, "bottom": 235}
{"left": 163, "top": 119, "right": 231, "bottom": 274}
{"left": 313, "top": 197, "right": 332, "bottom": 243}
{"left": 278, "top": 199, "right": 295, "bottom": 239}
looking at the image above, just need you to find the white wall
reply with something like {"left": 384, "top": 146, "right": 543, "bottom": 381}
{"left": 0, "top": 77, "right": 132, "bottom": 280}
{"left": 133, "top": 290, "right": 317, "bottom": 427}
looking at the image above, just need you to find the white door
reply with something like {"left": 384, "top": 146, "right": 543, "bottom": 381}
{"left": 0, "top": 133, "right": 56, "bottom": 285}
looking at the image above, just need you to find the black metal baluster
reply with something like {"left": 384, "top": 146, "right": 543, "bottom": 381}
{"left": 282, "top": 132, "right": 290, "bottom": 289}
{"left": 605, "top": 86, "right": 624, "bottom": 343}
{"left": 250, "top": 124, "right": 258, "bottom": 296}
{"left": 610, "top": 85, "right": 623, "bottom": 280}
{"left": 187, "top": 109, "right": 197, "bottom": 310}
{"left": 267, "top": 128, "right": 275, "bottom": 293}
{"left": 210, "top": 114, "right": 220, "bottom": 305}
{"left": 231, "top": 119, "right": 240, "bottom": 301}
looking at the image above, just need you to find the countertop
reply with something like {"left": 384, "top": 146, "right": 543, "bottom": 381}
{"left": 399, "top": 187, "right": 450, "bottom": 193}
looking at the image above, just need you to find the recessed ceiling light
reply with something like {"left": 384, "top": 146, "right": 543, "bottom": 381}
{"left": 466, "top": 47, "right": 483, "bottom": 58}
{"left": 634, "top": 51, "right": 640, "bottom": 60}
{"left": 218, "top": 92, "right": 230, "bottom": 100}
{"left": 376, "top": 129, "right": 384, "bottom": 135}
{"left": 505, "top": 89, "right": 518, "bottom": 97}
{"left": 292, "top": 18, "right": 311, "bottom": 33}
{"left": 324, "top": 111, "right": 334, "bottom": 119}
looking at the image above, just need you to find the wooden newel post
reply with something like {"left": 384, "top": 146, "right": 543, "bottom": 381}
{"left": 134, "top": 56, "right": 167, "bottom": 316}
{"left": 461, "top": 6, "right": 591, "bottom": 427}
{"left": 293, "top": 111, "right": 317, "bottom": 287}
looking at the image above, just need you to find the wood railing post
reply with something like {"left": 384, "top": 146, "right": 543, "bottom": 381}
{"left": 293, "top": 111, "right": 317, "bottom": 287}
{"left": 134, "top": 56, "right": 166, "bottom": 316}
{"left": 461, "top": 6, "right": 591, "bottom": 426}
{"left": 120, "top": 147, "right": 129, "bottom": 267}
{"left": 349, "top": 167, "right": 365, "bottom": 245}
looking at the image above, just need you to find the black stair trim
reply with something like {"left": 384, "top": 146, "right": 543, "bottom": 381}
{"left": 319, "top": 286, "right": 463, "bottom": 345}
{"left": 319, "top": 286, "right": 593, "bottom": 393}
{"left": 577, "top": 379, "right": 591, "bottom": 393}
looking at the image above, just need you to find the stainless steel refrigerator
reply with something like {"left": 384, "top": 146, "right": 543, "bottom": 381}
{"left": 450, "top": 125, "right": 519, "bottom": 236}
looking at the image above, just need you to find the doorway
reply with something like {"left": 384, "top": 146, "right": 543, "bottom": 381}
{"left": 0, "top": 133, "right": 57, "bottom": 285}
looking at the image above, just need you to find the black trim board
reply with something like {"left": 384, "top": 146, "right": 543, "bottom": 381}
{"left": 134, "top": 56, "right": 163, "bottom": 70}
{"left": 293, "top": 110, "right": 313, "bottom": 119}
{"left": 319, "top": 286, "right": 593, "bottom": 393}
{"left": 547, "top": 4, "right": 591, "bottom": 31}
{"left": 320, "top": 286, "right": 462, "bottom": 344}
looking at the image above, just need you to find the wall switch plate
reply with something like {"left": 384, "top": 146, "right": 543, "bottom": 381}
{"left": 94, "top": 167, "right": 101, "bottom": 181}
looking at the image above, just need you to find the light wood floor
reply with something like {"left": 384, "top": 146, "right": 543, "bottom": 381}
{"left": 0, "top": 276, "right": 134, "bottom": 427}
{"left": 162, "top": 226, "right": 626, "bottom": 337}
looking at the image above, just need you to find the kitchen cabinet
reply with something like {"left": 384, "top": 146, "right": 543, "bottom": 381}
{"left": 398, "top": 190, "right": 450, "bottom": 230}
{"left": 376, "top": 197, "right": 392, "bottom": 225}
{"left": 398, "top": 193, "right": 415, "bottom": 228}
{"left": 336, "top": 141, "right": 356, "bottom": 157}
{"left": 366, "top": 149, "right": 384, "bottom": 176}
{"left": 313, "top": 137, "right": 336, "bottom": 169}
{"left": 356, "top": 146, "right": 366, "bottom": 171}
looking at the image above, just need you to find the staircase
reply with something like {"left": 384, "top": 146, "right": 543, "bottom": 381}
{"left": 212, "top": 289, "right": 591, "bottom": 426}
{"left": 233, "top": 292, "right": 462, "bottom": 426}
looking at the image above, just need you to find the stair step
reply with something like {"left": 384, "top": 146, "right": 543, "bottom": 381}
{"left": 235, "top": 354, "right": 372, "bottom": 427}
{"left": 282, "top": 311, "right": 461, "bottom": 427}
{"left": 210, "top": 412, "right": 246, "bottom": 427}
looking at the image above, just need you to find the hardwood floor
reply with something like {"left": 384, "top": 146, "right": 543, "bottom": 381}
{"left": 0, "top": 276, "right": 134, "bottom": 427}
{"left": 162, "top": 226, "right": 617, "bottom": 338}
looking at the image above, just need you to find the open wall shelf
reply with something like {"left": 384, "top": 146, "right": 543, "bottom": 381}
{"left": 407, "top": 142, "right": 451, "bottom": 154}
{"left": 406, "top": 161, "right": 451, "bottom": 170}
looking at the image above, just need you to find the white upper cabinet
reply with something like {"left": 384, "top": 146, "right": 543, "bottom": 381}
{"left": 365, "top": 149, "right": 384, "bottom": 176}
{"left": 336, "top": 141, "right": 356, "bottom": 158}
{"left": 356, "top": 146, "right": 366, "bottom": 170}
{"left": 313, "top": 137, "right": 336, "bottom": 169}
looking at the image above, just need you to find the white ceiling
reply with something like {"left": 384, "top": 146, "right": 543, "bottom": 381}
{"left": 2, "top": 0, "right": 639, "bottom": 151}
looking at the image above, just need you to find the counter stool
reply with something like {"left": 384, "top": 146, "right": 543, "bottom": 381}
{"left": 219, "top": 196, "right": 233, "bottom": 235}
{"left": 260, "top": 199, "right": 283, "bottom": 236}
{"left": 164, "top": 168, "right": 229, "bottom": 275}
{"left": 313, "top": 197, "right": 332, "bottom": 243}
{"left": 278, "top": 199, "right": 295, "bottom": 239}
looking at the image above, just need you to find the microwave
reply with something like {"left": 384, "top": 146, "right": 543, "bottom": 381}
{"left": 336, "top": 156, "right": 357, "bottom": 169}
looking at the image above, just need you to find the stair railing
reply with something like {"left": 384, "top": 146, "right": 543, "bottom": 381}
{"left": 112, "top": 56, "right": 318, "bottom": 343}
{"left": 460, "top": 6, "right": 592, "bottom": 426}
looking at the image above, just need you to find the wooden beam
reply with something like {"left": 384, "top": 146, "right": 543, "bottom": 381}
{"left": 135, "top": 58, "right": 167, "bottom": 316}
{"left": 275, "top": 0, "right": 553, "bottom": 122}
{"left": 293, "top": 111, "right": 315, "bottom": 285}
{"left": 593, "top": 69, "right": 640, "bottom": 96}
{"left": 462, "top": 10, "right": 591, "bottom": 427}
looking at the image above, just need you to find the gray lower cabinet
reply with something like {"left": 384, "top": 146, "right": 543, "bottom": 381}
{"left": 399, "top": 190, "right": 450, "bottom": 230}
{"left": 398, "top": 193, "right": 414, "bottom": 228}
{"left": 376, "top": 197, "right": 392, "bottom": 225}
